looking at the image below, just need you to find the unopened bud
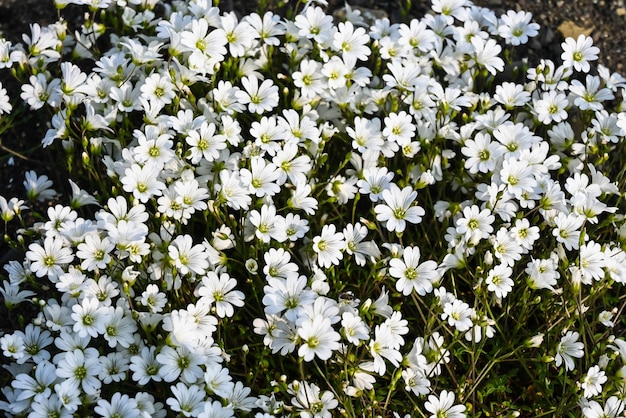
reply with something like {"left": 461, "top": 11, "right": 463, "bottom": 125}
{"left": 524, "top": 333, "right": 544, "bottom": 348}
{"left": 245, "top": 259, "right": 258, "bottom": 275}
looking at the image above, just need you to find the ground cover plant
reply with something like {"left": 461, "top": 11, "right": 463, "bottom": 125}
{"left": 0, "top": 0, "right": 626, "bottom": 416}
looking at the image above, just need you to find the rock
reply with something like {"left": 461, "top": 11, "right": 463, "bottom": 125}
{"left": 557, "top": 20, "right": 594, "bottom": 39}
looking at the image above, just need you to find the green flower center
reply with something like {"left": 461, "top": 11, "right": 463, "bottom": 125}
{"left": 43, "top": 255, "right": 56, "bottom": 267}
{"left": 178, "top": 356, "right": 190, "bottom": 370}
{"left": 83, "top": 314, "right": 94, "bottom": 326}
{"left": 74, "top": 365, "right": 87, "bottom": 380}
{"left": 393, "top": 207, "right": 406, "bottom": 220}
{"left": 149, "top": 146, "right": 160, "bottom": 157}
{"left": 307, "top": 336, "right": 320, "bottom": 348}
{"left": 405, "top": 267, "right": 417, "bottom": 280}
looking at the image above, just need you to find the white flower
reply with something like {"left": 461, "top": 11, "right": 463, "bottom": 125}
{"left": 204, "top": 365, "right": 234, "bottom": 399}
{"left": 561, "top": 34, "right": 599, "bottom": 72}
{"left": 441, "top": 299, "right": 474, "bottom": 332}
{"left": 98, "top": 352, "right": 130, "bottom": 384}
{"left": 570, "top": 75, "right": 614, "bottom": 111}
{"left": 274, "top": 212, "right": 310, "bottom": 242}
{"left": 402, "top": 367, "right": 430, "bottom": 396}
{"left": 263, "top": 274, "right": 316, "bottom": 322}
{"left": 293, "top": 59, "right": 325, "bottom": 98}
{"left": 221, "top": 12, "right": 256, "bottom": 57}
{"left": 424, "top": 390, "right": 466, "bottom": 418}
{"left": 0, "top": 82, "right": 12, "bottom": 114}
{"left": 294, "top": 6, "right": 333, "bottom": 44}
{"left": 343, "top": 222, "right": 381, "bottom": 266}
{"left": 598, "top": 310, "right": 614, "bottom": 327}
{"left": 226, "top": 381, "right": 257, "bottom": 412}
{"left": 12, "top": 360, "right": 57, "bottom": 405}
{"left": 139, "top": 284, "right": 167, "bottom": 314}
{"left": 133, "top": 126, "right": 175, "bottom": 168}
{"left": 498, "top": 10, "right": 540, "bottom": 46}
{"left": 248, "top": 204, "right": 278, "bottom": 243}
{"left": 555, "top": 331, "right": 584, "bottom": 371}
{"left": 321, "top": 56, "right": 349, "bottom": 90}
{"left": 0, "top": 333, "right": 25, "bottom": 361}
{"left": 198, "top": 400, "right": 234, "bottom": 418}
{"left": 179, "top": 18, "right": 227, "bottom": 74}
{"left": 197, "top": 272, "right": 245, "bottom": 318}
{"left": 240, "top": 157, "right": 281, "bottom": 198}
{"left": 552, "top": 212, "right": 585, "bottom": 251}
{"left": 297, "top": 315, "right": 341, "bottom": 361}
{"left": 291, "top": 381, "right": 338, "bottom": 418}
{"left": 245, "top": 11, "right": 285, "bottom": 46}
{"left": 383, "top": 111, "right": 415, "bottom": 145}
{"left": 23, "top": 171, "right": 57, "bottom": 202}
{"left": 237, "top": 75, "right": 279, "bottom": 114}
{"left": 461, "top": 133, "right": 503, "bottom": 174}
{"left": 499, "top": 158, "right": 537, "bottom": 198}
{"left": 29, "top": 395, "right": 67, "bottom": 418}
{"left": 341, "top": 312, "right": 370, "bottom": 346}
{"left": 130, "top": 346, "right": 162, "bottom": 385}
{"left": 54, "top": 378, "right": 82, "bottom": 412}
{"left": 333, "top": 21, "right": 370, "bottom": 64}
{"left": 94, "top": 392, "right": 140, "bottom": 418}
{"left": 485, "top": 264, "right": 514, "bottom": 298}
{"left": 365, "top": 325, "right": 403, "bottom": 376}
{"left": 185, "top": 121, "right": 227, "bottom": 163}
{"left": 533, "top": 90, "right": 569, "bottom": 124}
{"left": 493, "top": 82, "right": 531, "bottom": 108}
{"left": 76, "top": 233, "right": 114, "bottom": 271}
{"left": 510, "top": 217, "right": 540, "bottom": 252}
{"left": 156, "top": 345, "right": 205, "bottom": 384}
{"left": 470, "top": 36, "right": 504, "bottom": 75}
{"left": 313, "top": 224, "right": 346, "bottom": 268}
{"left": 374, "top": 184, "right": 425, "bottom": 233}
{"left": 217, "top": 169, "right": 252, "bottom": 211}
{"left": 358, "top": 166, "right": 393, "bottom": 202}
{"left": 455, "top": 205, "right": 495, "bottom": 245}
{"left": 582, "top": 396, "right": 625, "bottom": 418}
{"left": 493, "top": 227, "right": 523, "bottom": 267}
{"left": 578, "top": 241, "right": 606, "bottom": 284}
{"left": 168, "top": 234, "right": 209, "bottom": 276}
{"left": 56, "top": 348, "right": 102, "bottom": 395}
{"left": 71, "top": 297, "right": 111, "bottom": 339}
{"left": 121, "top": 163, "right": 166, "bottom": 203}
{"left": 581, "top": 365, "right": 607, "bottom": 398}
{"left": 398, "top": 19, "right": 436, "bottom": 53}
{"left": 389, "top": 246, "right": 439, "bottom": 296}
{"left": 325, "top": 175, "right": 358, "bottom": 205}
{"left": 140, "top": 72, "right": 175, "bottom": 109}
{"left": 102, "top": 306, "right": 137, "bottom": 349}
{"left": 289, "top": 181, "right": 318, "bottom": 215}
{"left": 167, "top": 382, "right": 206, "bottom": 417}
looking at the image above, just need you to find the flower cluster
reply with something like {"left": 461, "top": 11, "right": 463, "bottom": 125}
{"left": 0, "top": 0, "right": 625, "bottom": 416}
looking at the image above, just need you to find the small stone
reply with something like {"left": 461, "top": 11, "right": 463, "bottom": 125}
{"left": 557, "top": 20, "right": 594, "bottom": 39}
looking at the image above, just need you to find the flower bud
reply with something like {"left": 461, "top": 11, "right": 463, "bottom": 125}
{"left": 524, "top": 333, "right": 544, "bottom": 348}
{"left": 245, "top": 259, "right": 258, "bottom": 275}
